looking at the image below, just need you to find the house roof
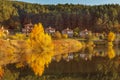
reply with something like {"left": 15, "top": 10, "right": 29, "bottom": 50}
{"left": 45, "top": 27, "right": 55, "bottom": 31}
{"left": 24, "top": 23, "right": 33, "bottom": 27}
{"left": 62, "top": 28, "right": 73, "bottom": 32}
{"left": 80, "top": 29, "right": 90, "bottom": 33}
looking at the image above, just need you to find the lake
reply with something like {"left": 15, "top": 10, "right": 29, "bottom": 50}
{"left": 2, "top": 45, "right": 120, "bottom": 80}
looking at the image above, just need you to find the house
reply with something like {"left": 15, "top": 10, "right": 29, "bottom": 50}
{"left": 79, "top": 29, "right": 91, "bottom": 38}
{"left": 0, "top": 26, "right": 9, "bottom": 35}
{"left": 62, "top": 28, "right": 73, "bottom": 37}
{"left": 0, "top": 26, "right": 9, "bottom": 39}
{"left": 22, "top": 23, "right": 33, "bottom": 35}
{"left": 45, "top": 27, "right": 55, "bottom": 35}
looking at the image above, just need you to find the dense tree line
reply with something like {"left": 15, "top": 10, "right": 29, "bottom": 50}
{"left": 1, "top": 0, "right": 120, "bottom": 32}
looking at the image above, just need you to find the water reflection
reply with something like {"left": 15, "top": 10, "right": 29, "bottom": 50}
{"left": 107, "top": 46, "right": 115, "bottom": 59}
{"left": 53, "top": 45, "right": 120, "bottom": 61}
{"left": 43, "top": 46, "right": 120, "bottom": 80}
{"left": 1, "top": 45, "right": 120, "bottom": 80}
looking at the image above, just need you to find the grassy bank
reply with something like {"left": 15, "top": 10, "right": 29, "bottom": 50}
{"left": 53, "top": 39, "right": 82, "bottom": 55}
{"left": 0, "top": 39, "right": 82, "bottom": 66}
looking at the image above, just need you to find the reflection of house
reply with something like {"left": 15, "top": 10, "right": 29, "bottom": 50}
{"left": 62, "top": 28, "right": 73, "bottom": 37}
{"left": 22, "top": 23, "right": 33, "bottom": 35}
{"left": 45, "top": 27, "right": 55, "bottom": 35}
{"left": 79, "top": 53, "right": 93, "bottom": 61}
{"left": 79, "top": 29, "right": 91, "bottom": 38}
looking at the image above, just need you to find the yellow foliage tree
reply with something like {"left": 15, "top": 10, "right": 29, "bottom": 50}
{"left": 9, "top": 33, "right": 26, "bottom": 40}
{"left": 108, "top": 32, "right": 115, "bottom": 42}
{"left": 53, "top": 31, "right": 62, "bottom": 39}
{"left": 26, "top": 23, "right": 54, "bottom": 76}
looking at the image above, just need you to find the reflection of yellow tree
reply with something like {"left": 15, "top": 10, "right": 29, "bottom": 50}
{"left": 85, "top": 46, "right": 94, "bottom": 54}
{"left": 26, "top": 23, "right": 54, "bottom": 76}
{"left": 26, "top": 52, "right": 54, "bottom": 76}
{"left": 107, "top": 46, "right": 115, "bottom": 59}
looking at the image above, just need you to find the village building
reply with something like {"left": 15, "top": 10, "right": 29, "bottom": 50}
{"left": 79, "top": 29, "right": 91, "bottom": 38}
{"left": 45, "top": 27, "right": 55, "bottom": 35}
{"left": 0, "top": 26, "right": 9, "bottom": 39}
{"left": 0, "top": 26, "right": 9, "bottom": 35}
{"left": 22, "top": 22, "right": 33, "bottom": 35}
{"left": 62, "top": 28, "right": 73, "bottom": 37}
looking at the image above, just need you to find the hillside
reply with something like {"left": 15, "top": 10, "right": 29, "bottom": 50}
{"left": 0, "top": 0, "right": 120, "bottom": 32}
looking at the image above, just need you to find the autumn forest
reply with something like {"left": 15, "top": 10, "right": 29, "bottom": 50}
{"left": 1, "top": 0, "right": 120, "bottom": 32}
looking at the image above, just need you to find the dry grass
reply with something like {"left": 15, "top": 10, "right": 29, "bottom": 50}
{"left": 0, "top": 39, "right": 82, "bottom": 66}
{"left": 53, "top": 39, "right": 82, "bottom": 55}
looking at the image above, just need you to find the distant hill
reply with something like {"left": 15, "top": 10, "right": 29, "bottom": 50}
{"left": 0, "top": 0, "right": 120, "bottom": 32}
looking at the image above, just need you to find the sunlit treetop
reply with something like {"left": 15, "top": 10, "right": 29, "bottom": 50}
{"left": 108, "top": 32, "right": 116, "bottom": 42}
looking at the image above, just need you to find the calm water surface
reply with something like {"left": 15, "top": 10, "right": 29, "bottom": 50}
{"left": 3, "top": 46, "right": 120, "bottom": 80}
{"left": 44, "top": 46, "right": 120, "bottom": 80}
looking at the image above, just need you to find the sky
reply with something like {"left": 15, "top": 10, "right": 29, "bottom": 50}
{"left": 17, "top": 0, "right": 120, "bottom": 5}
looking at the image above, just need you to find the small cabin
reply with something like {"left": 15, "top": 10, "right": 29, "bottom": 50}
{"left": 45, "top": 27, "right": 55, "bottom": 35}
{"left": 62, "top": 28, "right": 73, "bottom": 37}
{"left": 22, "top": 23, "right": 33, "bottom": 35}
{"left": 0, "top": 26, "right": 9, "bottom": 35}
{"left": 79, "top": 29, "right": 91, "bottom": 38}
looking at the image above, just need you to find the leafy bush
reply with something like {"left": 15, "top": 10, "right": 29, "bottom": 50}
{"left": 62, "top": 34, "right": 68, "bottom": 39}
{"left": 53, "top": 31, "right": 62, "bottom": 39}
{"left": 9, "top": 33, "right": 27, "bottom": 40}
